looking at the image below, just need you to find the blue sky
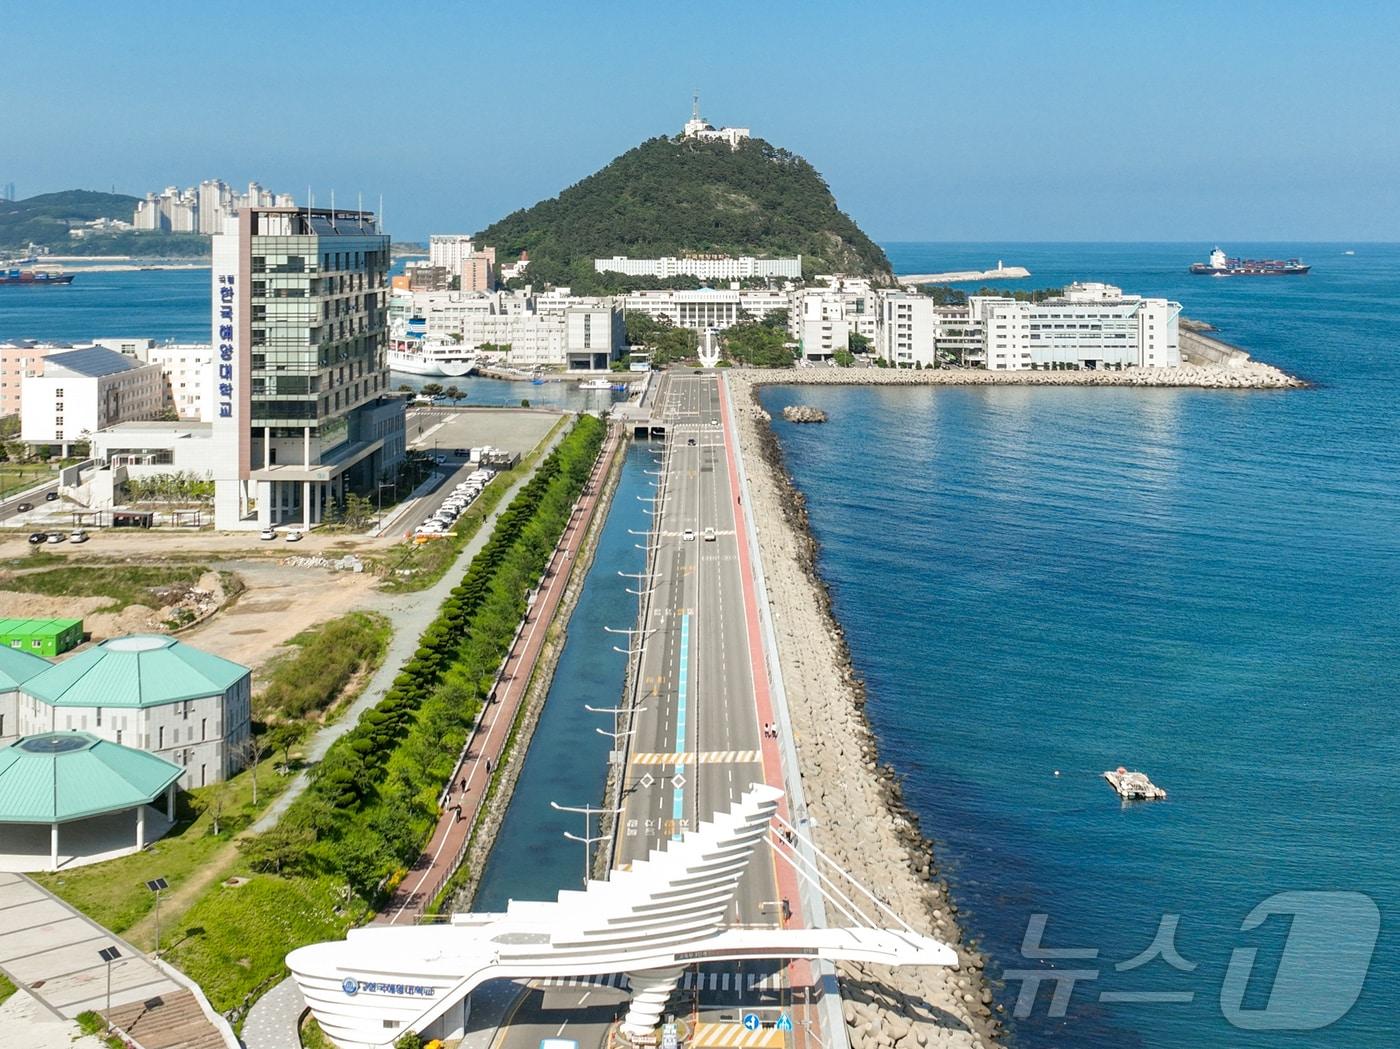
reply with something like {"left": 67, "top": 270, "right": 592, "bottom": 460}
{"left": 6, "top": 1, "right": 1399, "bottom": 242}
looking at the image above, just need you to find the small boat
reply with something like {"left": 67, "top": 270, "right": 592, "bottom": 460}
{"left": 577, "top": 378, "right": 613, "bottom": 390}
{"left": 1103, "top": 766, "right": 1166, "bottom": 801}
{"left": 1343, "top": 250, "right": 1356, "bottom": 256}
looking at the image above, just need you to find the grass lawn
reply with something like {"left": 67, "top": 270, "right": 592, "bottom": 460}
{"left": 33, "top": 752, "right": 294, "bottom": 946}
{"left": 0, "top": 969, "right": 16, "bottom": 1007}
{"left": 0, "top": 463, "right": 53, "bottom": 499}
{"left": 377, "top": 414, "right": 568, "bottom": 593}
{"left": 0, "top": 563, "right": 211, "bottom": 612}
{"left": 165, "top": 872, "right": 369, "bottom": 1016}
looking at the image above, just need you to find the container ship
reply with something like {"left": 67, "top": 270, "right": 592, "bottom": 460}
{"left": 0, "top": 263, "right": 75, "bottom": 286}
{"left": 1190, "top": 247, "right": 1309, "bottom": 276}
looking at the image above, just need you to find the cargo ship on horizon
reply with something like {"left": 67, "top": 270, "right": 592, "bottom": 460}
{"left": 1190, "top": 247, "right": 1310, "bottom": 276}
{"left": 0, "top": 262, "right": 75, "bottom": 286}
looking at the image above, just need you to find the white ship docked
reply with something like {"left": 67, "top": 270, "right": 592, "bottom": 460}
{"left": 577, "top": 378, "right": 615, "bottom": 390}
{"left": 387, "top": 331, "right": 477, "bottom": 378}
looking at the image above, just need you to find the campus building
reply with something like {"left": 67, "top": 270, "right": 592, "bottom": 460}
{"left": 622, "top": 288, "right": 790, "bottom": 332}
{"left": 211, "top": 206, "right": 407, "bottom": 529}
{"left": 0, "top": 732, "right": 182, "bottom": 872}
{"left": 595, "top": 255, "right": 801, "bottom": 281}
{"left": 19, "top": 346, "right": 166, "bottom": 454}
{"left": 968, "top": 282, "right": 1182, "bottom": 371}
{"left": 0, "top": 618, "right": 83, "bottom": 658}
{"left": 3, "top": 635, "right": 252, "bottom": 789}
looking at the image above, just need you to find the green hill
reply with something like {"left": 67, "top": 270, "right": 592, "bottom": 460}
{"left": 475, "top": 135, "right": 891, "bottom": 291}
{"left": 0, "top": 189, "right": 209, "bottom": 257}
{"left": 0, "top": 190, "right": 139, "bottom": 250}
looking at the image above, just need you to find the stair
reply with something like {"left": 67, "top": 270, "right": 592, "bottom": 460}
{"left": 103, "top": 988, "right": 227, "bottom": 1049}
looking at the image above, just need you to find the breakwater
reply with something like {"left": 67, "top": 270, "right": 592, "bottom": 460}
{"left": 737, "top": 360, "right": 1304, "bottom": 389}
{"left": 728, "top": 374, "right": 1001, "bottom": 1049}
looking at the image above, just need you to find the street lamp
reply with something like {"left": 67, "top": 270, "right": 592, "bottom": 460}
{"left": 550, "top": 801, "right": 623, "bottom": 885}
{"left": 376, "top": 480, "right": 396, "bottom": 529}
{"left": 145, "top": 877, "right": 168, "bottom": 956}
{"left": 97, "top": 945, "right": 121, "bottom": 1025}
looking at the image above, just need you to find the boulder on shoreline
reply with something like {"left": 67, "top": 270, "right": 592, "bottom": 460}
{"left": 782, "top": 404, "right": 829, "bottom": 423}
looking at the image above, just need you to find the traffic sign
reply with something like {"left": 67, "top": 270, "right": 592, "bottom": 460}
{"left": 775, "top": 1014, "right": 793, "bottom": 1032}
{"left": 742, "top": 1013, "right": 761, "bottom": 1032}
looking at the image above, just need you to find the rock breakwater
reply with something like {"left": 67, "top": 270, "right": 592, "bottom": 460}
{"left": 748, "top": 360, "right": 1305, "bottom": 389}
{"left": 729, "top": 379, "right": 1001, "bottom": 1049}
{"left": 781, "top": 404, "right": 829, "bottom": 423}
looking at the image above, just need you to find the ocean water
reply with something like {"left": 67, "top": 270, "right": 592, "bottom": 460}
{"left": 758, "top": 243, "right": 1400, "bottom": 1048}
{"left": 0, "top": 266, "right": 624, "bottom": 411}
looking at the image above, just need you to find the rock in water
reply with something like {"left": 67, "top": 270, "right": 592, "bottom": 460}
{"left": 782, "top": 404, "right": 829, "bottom": 423}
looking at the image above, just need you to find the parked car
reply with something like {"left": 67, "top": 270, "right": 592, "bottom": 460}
{"left": 27, "top": 532, "right": 45, "bottom": 544}
{"left": 285, "top": 530, "right": 303, "bottom": 542}
{"left": 687, "top": 438, "right": 696, "bottom": 446}
{"left": 45, "top": 532, "right": 66, "bottom": 544}
{"left": 16, "top": 502, "right": 32, "bottom": 511}
{"left": 704, "top": 526, "right": 716, "bottom": 542}
{"left": 683, "top": 528, "right": 696, "bottom": 542}
{"left": 45, "top": 491, "right": 59, "bottom": 501}
{"left": 259, "top": 527, "right": 277, "bottom": 541}
{"left": 69, "top": 530, "right": 89, "bottom": 544}
{"left": 454, "top": 448, "right": 469, "bottom": 456}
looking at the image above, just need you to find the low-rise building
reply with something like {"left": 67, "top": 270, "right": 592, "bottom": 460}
{"left": 596, "top": 255, "right": 801, "bottom": 281}
{"left": 969, "top": 282, "right": 1181, "bottom": 370}
{"left": 623, "top": 288, "right": 790, "bottom": 332}
{"left": 0, "top": 619, "right": 84, "bottom": 658}
{"left": 8, "top": 635, "right": 252, "bottom": 789}
{"left": 793, "top": 278, "right": 879, "bottom": 361}
{"left": 0, "top": 341, "right": 67, "bottom": 418}
{"left": 20, "top": 347, "right": 166, "bottom": 453}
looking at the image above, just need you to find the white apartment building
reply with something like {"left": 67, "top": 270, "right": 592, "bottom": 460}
{"left": 595, "top": 255, "right": 801, "bottom": 281}
{"left": 132, "top": 180, "right": 294, "bottom": 236}
{"left": 877, "top": 292, "right": 937, "bottom": 368}
{"left": 143, "top": 343, "right": 215, "bottom": 421}
{"left": 969, "top": 282, "right": 1181, "bottom": 371}
{"left": 429, "top": 235, "right": 475, "bottom": 273}
{"left": 793, "top": 278, "right": 880, "bottom": 360}
{"left": 20, "top": 347, "right": 166, "bottom": 453}
{"left": 623, "top": 288, "right": 790, "bottom": 332}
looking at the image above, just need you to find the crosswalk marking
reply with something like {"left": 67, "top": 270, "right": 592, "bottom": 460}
{"left": 630, "top": 750, "right": 762, "bottom": 765}
{"left": 691, "top": 1022, "right": 786, "bottom": 1048}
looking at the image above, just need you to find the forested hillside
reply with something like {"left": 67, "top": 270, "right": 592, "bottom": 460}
{"left": 476, "top": 136, "right": 891, "bottom": 291}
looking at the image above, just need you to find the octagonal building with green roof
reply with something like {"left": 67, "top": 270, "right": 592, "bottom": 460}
{"left": 2, "top": 635, "right": 252, "bottom": 789}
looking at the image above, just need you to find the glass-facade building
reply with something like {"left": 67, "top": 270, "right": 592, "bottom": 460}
{"left": 211, "top": 208, "right": 406, "bottom": 529}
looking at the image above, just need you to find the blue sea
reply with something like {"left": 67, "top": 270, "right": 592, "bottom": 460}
{"left": 4, "top": 245, "right": 1396, "bottom": 1048}
{"left": 757, "top": 243, "right": 1400, "bottom": 1049}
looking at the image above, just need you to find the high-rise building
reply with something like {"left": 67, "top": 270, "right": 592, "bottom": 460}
{"left": 210, "top": 206, "right": 405, "bottom": 530}
{"left": 429, "top": 234, "right": 475, "bottom": 274}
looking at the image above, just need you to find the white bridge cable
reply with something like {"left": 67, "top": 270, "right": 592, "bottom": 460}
{"left": 767, "top": 815, "right": 922, "bottom": 940}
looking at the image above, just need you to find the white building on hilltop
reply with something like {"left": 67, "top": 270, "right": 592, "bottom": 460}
{"left": 969, "top": 282, "right": 1181, "bottom": 371}
{"left": 681, "top": 94, "right": 750, "bottom": 149}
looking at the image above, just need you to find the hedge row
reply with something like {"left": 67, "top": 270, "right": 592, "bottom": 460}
{"left": 241, "top": 415, "right": 605, "bottom": 900}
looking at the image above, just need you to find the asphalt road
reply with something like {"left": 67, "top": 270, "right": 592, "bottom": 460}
{"left": 614, "top": 371, "right": 781, "bottom": 926}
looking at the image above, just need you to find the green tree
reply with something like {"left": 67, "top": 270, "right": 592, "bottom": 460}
{"left": 419, "top": 383, "right": 444, "bottom": 399}
{"left": 190, "top": 782, "right": 231, "bottom": 836}
{"left": 343, "top": 492, "right": 374, "bottom": 529}
{"left": 848, "top": 331, "right": 871, "bottom": 354}
{"left": 834, "top": 349, "right": 855, "bottom": 367}
{"left": 444, "top": 386, "right": 464, "bottom": 405}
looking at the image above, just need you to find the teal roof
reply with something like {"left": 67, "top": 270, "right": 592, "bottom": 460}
{"left": 24, "top": 635, "right": 249, "bottom": 709}
{"left": 0, "top": 732, "right": 182, "bottom": 824}
{"left": 0, "top": 646, "right": 52, "bottom": 691}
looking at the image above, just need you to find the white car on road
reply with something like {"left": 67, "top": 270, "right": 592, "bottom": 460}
{"left": 683, "top": 528, "right": 696, "bottom": 542}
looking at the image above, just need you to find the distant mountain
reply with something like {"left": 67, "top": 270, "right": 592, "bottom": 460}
{"left": 0, "top": 190, "right": 139, "bottom": 251}
{"left": 475, "top": 135, "right": 892, "bottom": 291}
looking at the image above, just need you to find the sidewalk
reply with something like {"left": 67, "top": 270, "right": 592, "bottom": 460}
{"left": 381, "top": 423, "right": 621, "bottom": 922}
{"left": 0, "top": 872, "right": 233, "bottom": 1049}
{"left": 251, "top": 421, "right": 570, "bottom": 836}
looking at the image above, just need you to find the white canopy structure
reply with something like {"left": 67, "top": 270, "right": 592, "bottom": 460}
{"left": 288, "top": 785, "right": 955, "bottom": 1049}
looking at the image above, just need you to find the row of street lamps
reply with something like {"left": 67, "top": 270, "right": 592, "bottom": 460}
{"left": 551, "top": 416, "right": 678, "bottom": 884}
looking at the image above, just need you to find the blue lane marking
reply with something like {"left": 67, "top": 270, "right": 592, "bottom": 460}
{"left": 673, "top": 612, "right": 689, "bottom": 840}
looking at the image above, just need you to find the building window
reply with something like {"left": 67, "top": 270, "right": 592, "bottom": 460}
{"left": 158, "top": 726, "right": 165, "bottom": 748}
{"left": 95, "top": 707, "right": 102, "bottom": 726}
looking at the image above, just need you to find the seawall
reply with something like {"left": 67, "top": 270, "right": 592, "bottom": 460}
{"left": 731, "top": 360, "right": 1304, "bottom": 389}
{"left": 727, "top": 372, "right": 1002, "bottom": 1049}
